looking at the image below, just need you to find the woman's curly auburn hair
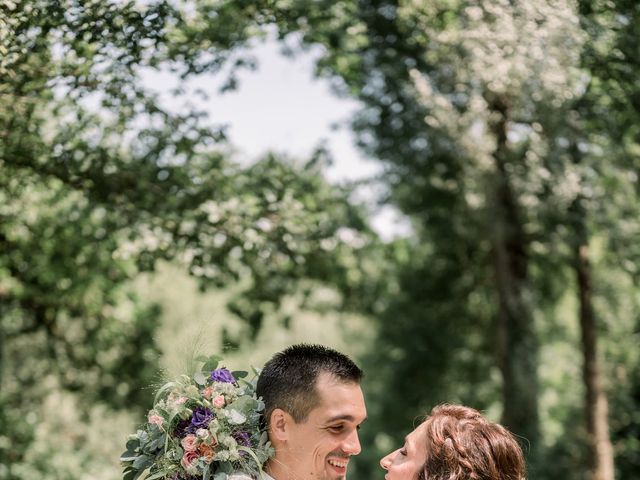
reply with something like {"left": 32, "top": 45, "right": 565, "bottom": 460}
{"left": 418, "top": 404, "right": 525, "bottom": 480}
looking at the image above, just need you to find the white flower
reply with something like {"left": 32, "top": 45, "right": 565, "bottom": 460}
{"left": 215, "top": 450, "right": 231, "bottom": 462}
{"left": 226, "top": 409, "right": 247, "bottom": 425}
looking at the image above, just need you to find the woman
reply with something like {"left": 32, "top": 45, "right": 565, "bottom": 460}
{"left": 380, "top": 404, "right": 525, "bottom": 480}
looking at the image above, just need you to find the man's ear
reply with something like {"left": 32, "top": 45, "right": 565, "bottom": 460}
{"left": 269, "top": 408, "right": 291, "bottom": 442}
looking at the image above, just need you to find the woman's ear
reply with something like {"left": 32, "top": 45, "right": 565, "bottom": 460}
{"left": 269, "top": 408, "right": 290, "bottom": 442}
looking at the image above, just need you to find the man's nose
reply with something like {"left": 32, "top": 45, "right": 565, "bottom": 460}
{"left": 342, "top": 429, "right": 362, "bottom": 455}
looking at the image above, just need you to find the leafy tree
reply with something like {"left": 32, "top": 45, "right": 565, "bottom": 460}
{"left": 168, "top": 0, "right": 640, "bottom": 477}
{"left": 571, "top": 1, "right": 640, "bottom": 478}
{"left": 4, "top": 1, "right": 639, "bottom": 479}
{"left": 0, "top": 1, "right": 378, "bottom": 476}
{"left": 265, "top": 0, "right": 587, "bottom": 461}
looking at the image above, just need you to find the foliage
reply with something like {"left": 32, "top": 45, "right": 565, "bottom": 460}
{"left": 6, "top": 391, "right": 137, "bottom": 480}
{"left": 3, "top": 0, "right": 639, "bottom": 479}
{"left": 0, "top": 1, "right": 378, "bottom": 477}
{"left": 210, "top": 0, "right": 639, "bottom": 477}
{"left": 262, "top": 0, "right": 585, "bottom": 468}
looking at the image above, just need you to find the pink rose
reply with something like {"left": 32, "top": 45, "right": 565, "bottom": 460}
{"left": 181, "top": 450, "right": 199, "bottom": 470}
{"left": 212, "top": 395, "right": 225, "bottom": 408}
{"left": 202, "top": 387, "right": 214, "bottom": 399}
{"left": 175, "top": 396, "right": 188, "bottom": 405}
{"left": 147, "top": 414, "right": 164, "bottom": 427}
{"left": 181, "top": 434, "right": 198, "bottom": 452}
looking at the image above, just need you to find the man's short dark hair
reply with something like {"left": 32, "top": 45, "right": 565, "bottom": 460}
{"left": 256, "top": 344, "right": 363, "bottom": 425}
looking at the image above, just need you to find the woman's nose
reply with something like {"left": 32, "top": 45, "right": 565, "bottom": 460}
{"left": 380, "top": 452, "right": 392, "bottom": 470}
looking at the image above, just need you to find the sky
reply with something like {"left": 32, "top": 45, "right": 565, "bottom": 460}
{"left": 145, "top": 36, "right": 411, "bottom": 240}
{"left": 187, "top": 40, "right": 377, "bottom": 183}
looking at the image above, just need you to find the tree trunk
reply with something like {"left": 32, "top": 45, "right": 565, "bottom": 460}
{"left": 488, "top": 95, "right": 540, "bottom": 448}
{"left": 491, "top": 174, "right": 540, "bottom": 447}
{"left": 574, "top": 217, "right": 615, "bottom": 480}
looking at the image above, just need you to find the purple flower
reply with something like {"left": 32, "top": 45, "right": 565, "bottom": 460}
{"left": 233, "top": 431, "right": 251, "bottom": 447}
{"left": 210, "top": 367, "right": 236, "bottom": 384}
{"left": 174, "top": 418, "right": 195, "bottom": 438}
{"left": 190, "top": 407, "right": 214, "bottom": 429}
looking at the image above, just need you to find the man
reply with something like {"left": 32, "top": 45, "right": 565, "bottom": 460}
{"left": 256, "top": 344, "right": 367, "bottom": 480}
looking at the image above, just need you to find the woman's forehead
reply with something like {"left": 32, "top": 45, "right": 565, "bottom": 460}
{"left": 407, "top": 422, "right": 429, "bottom": 447}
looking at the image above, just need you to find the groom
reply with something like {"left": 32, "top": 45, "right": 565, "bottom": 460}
{"left": 256, "top": 344, "right": 367, "bottom": 480}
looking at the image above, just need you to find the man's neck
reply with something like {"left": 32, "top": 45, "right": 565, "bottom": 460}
{"left": 264, "top": 460, "right": 287, "bottom": 480}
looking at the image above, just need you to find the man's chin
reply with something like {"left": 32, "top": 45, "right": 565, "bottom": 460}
{"left": 323, "top": 473, "right": 346, "bottom": 480}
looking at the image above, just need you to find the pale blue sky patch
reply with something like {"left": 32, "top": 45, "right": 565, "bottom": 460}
{"left": 142, "top": 35, "right": 411, "bottom": 240}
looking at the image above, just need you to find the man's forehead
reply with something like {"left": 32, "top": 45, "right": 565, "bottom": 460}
{"left": 314, "top": 406, "right": 368, "bottom": 425}
{"left": 315, "top": 370, "right": 360, "bottom": 389}
{"left": 312, "top": 373, "right": 367, "bottom": 421}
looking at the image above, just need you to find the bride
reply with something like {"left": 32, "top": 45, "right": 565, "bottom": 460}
{"left": 380, "top": 404, "right": 526, "bottom": 480}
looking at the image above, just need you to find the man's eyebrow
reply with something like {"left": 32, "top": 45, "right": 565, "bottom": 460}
{"left": 326, "top": 414, "right": 368, "bottom": 423}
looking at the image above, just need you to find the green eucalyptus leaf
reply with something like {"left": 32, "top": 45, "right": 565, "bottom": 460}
{"left": 202, "top": 355, "right": 223, "bottom": 372}
{"left": 133, "top": 468, "right": 148, "bottom": 480}
{"left": 194, "top": 371, "right": 207, "bottom": 385}
{"left": 228, "top": 395, "right": 258, "bottom": 415}
{"left": 145, "top": 470, "right": 170, "bottom": 480}
{"left": 132, "top": 454, "right": 154, "bottom": 470}
{"left": 120, "top": 450, "right": 138, "bottom": 462}
{"left": 123, "top": 468, "right": 137, "bottom": 480}
{"left": 125, "top": 438, "right": 140, "bottom": 452}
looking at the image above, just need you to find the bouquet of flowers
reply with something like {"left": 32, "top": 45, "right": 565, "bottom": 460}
{"left": 121, "top": 355, "right": 274, "bottom": 480}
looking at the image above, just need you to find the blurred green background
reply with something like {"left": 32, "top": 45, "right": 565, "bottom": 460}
{"left": 1, "top": 1, "right": 639, "bottom": 479}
